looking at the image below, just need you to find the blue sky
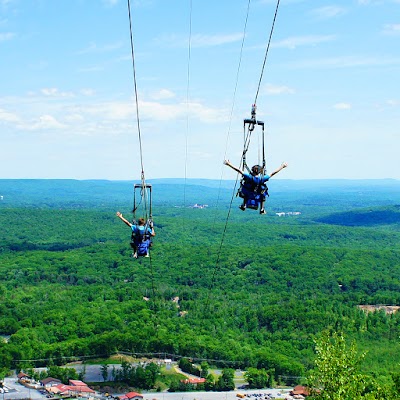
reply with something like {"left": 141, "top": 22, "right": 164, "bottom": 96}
{"left": 1, "top": 0, "right": 399, "bottom": 180}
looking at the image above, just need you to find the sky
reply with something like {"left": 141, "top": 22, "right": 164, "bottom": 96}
{"left": 1, "top": 0, "right": 400, "bottom": 181}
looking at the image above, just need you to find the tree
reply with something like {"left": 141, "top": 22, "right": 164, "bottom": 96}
{"left": 78, "top": 364, "right": 86, "bottom": 381}
{"left": 245, "top": 367, "right": 269, "bottom": 389}
{"left": 144, "top": 363, "right": 160, "bottom": 389}
{"left": 47, "top": 366, "right": 78, "bottom": 384}
{"left": 204, "top": 373, "right": 215, "bottom": 391}
{"left": 392, "top": 371, "right": 400, "bottom": 394}
{"left": 307, "top": 331, "right": 393, "bottom": 399}
{"left": 215, "top": 368, "right": 235, "bottom": 391}
{"left": 101, "top": 364, "right": 108, "bottom": 382}
{"left": 178, "top": 358, "right": 200, "bottom": 376}
{"left": 200, "top": 361, "right": 209, "bottom": 378}
{"left": 111, "top": 366, "right": 117, "bottom": 382}
{"left": 120, "top": 360, "right": 131, "bottom": 383}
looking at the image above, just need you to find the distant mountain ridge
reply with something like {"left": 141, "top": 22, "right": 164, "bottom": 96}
{"left": 317, "top": 205, "right": 400, "bottom": 227}
{"left": 1, "top": 178, "right": 399, "bottom": 209}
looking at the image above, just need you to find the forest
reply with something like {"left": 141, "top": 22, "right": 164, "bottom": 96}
{"left": 0, "top": 179, "right": 399, "bottom": 394}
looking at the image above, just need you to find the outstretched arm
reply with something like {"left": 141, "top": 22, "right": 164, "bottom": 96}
{"left": 148, "top": 219, "right": 156, "bottom": 237}
{"left": 116, "top": 211, "right": 132, "bottom": 227}
{"left": 224, "top": 159, "right": 244, "bottom": 176}
{"left": 269, "top": 162, "right": 288, "bottom": 178}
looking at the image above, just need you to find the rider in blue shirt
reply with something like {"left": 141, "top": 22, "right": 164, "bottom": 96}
{"left": 224, "top": 160, "right": 287, "bottom": 214}
{"left": 116, "top": 212, "right": 155, "bottom": 258}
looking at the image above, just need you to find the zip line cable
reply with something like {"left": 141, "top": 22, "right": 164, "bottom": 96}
{"left": 173, "top": 0, "right": 193, "bottom": 321}
{"left": 204, "top": 178, "right": 240, "bottom": 312}
{"left": 126, "top": 1, "right": 150, "bottom": 221}
{"left": 179, "top": 0, "right": 192, "bottom": 262}
{"left": 221, "top": 0, "right": 252, "bottom": 165}
{"left": 254, "top": 0, "right": 281, "bottom": 105}
{"left": 205, "top": 0, "right": 281, "bottom": 308}
{"left": 212, "top": 0, "right": 252, "bottom": 221}
{"left": 127, "top": 0, "right": 145, "bottom": 181}
{"left": 204, "top": 0, "right": 252, "bottom": 310}
{"left": 126, "top": 0, "right": 159, "bottom": 331}
{"left": 183, "top": 0, "right": 193, "bottom": 211}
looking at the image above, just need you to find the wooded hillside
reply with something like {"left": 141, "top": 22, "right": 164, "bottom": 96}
{"left": 0, "top": 179, "right": 399, "bottom": 386}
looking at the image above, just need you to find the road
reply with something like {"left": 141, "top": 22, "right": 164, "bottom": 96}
{"left": 71, "top": 364, "right": 246, "bottom": 386}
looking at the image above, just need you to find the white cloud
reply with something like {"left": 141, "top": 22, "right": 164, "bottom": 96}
{"left": 357, "top": 0, "right": 382, "bottom": 4}
{"left": 102, "top": 0, "right": 119, "bottom": 7}
{"left": 22, "top": 115, "right": 67, "bottom": 131}
{"left": 41, "top": 88, "right": 74, "bottom": 98}
{"left": 77, "top": 41, "right": 123, "bottom": 55}
{"left": 80, "top": 88, "right": 96, "bottom": 96}
{"left": 310, "top": 6, "right": 346, "bottom": 19}
{"left": 1, "top": 92, "right": 224, "bottom": 139}
{"left": 138, "top": 99, "right": 223, "bottom": 123}
{"left": 272, "top": 35, "right": 336, "bottom": 49}
{"left": 28, "top": 60, "right": 49, "bottom": 71}
{"left": 185, "top": 101, "right": 225, "bottom": 123}
{"left": 0, "top": 108, "right": 19, "bottom": 122}
{"left": 333, "top": 103, "right": 352, "bottom": 110}
{"left": 149, "top": 89, "right": 175, "bottom": 100}
{"left": 0, "top": 32, "right": 14, "bottom": 41}
{"left": 64, "top": 113, "right": 85, "bottom": 123}
{"left": 0, "top": 0, "right": 14, "bottom": 7}
{"left": 382, "top": 23, "right": 400, "bottom": 35}
{"left": 63, "top": 97, "right": 223, "bottom": 124}
{"left": 265, "top": 84, "right": 295, "bottom": 95}
{"left": 68, "top": 101, "right": 134, "bottom": 120}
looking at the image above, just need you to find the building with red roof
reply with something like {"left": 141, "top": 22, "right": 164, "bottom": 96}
{"left": 118, "top": 392, "right": 143, "bottom": 400}
{"left": 47, "top": 381, "right": 95, "bottom": 397}
{"left": 181, "top": 377, "right": 206, "bottom": 385}
{"left": 290, "top": 385, "right": 312, "bottom": 397}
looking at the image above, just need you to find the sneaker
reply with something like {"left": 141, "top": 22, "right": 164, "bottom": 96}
{"left": 239, "top": 204, "right": 246, "bottom": 211}
{"left": 260, "top": 209, "right": 266, "bottom": 215}
{"left": 144, "top": 253, "right": 150, "bottom": 258}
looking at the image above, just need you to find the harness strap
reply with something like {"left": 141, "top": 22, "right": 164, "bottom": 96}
{"left": 131, "top": 219, "right": 153, "bottom": 244}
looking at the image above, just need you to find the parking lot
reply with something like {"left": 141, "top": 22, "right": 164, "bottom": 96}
{"left": 140, "top": 389, "right": 294, "bottom": 400}
{"left": 2, "top": 378, "right": 46, "bottom": 400}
